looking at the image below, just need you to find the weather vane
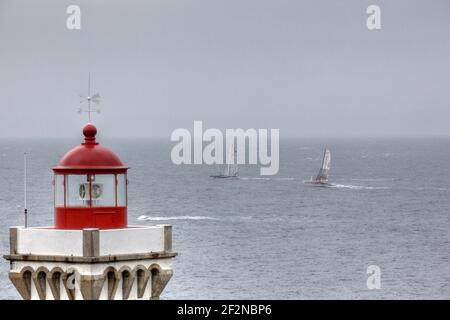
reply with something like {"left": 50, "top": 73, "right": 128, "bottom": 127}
{"left": 77, "top": 72, "right": 101, "bottom": 122}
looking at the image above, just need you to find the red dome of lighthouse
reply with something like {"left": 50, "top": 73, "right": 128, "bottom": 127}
{"left": 53, "top": 123, "right": 128, "bottom": 172}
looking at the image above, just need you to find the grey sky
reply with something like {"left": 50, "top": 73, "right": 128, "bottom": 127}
{"left": 0, "top": 0, "right": 449, "bottom": 138}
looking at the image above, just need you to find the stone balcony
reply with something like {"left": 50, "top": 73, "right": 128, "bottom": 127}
{"left": 4, "top": 225, "right": 177, "bottom": 300}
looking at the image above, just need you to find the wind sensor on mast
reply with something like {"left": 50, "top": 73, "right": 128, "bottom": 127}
{"left": 77, "top": 73, "right": 101, "bottom": 122}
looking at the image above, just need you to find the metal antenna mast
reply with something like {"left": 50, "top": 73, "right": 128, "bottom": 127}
{"left": 23, "top": 152, "right": 28, "bottom": 228}
{"left": 78, "top": 73, "right": 101, "bottom": 122}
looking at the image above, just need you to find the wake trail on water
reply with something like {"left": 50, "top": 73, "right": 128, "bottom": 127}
{"left": 417, "top": 187, "right": 450, "bottom": 191}
{"left": 137, "top": 215, "right": 217, "bottom": 221}
{"left": 330, "top": 184, "right": 391, "bottom": 190}
{"left": 137, "top": 215, "right": 254, "bottom": 221}
{"left": 349, "top": 178, "right": 396, "bottom": 182}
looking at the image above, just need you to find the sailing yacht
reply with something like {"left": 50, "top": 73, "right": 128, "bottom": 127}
{"left": 304, "top": 148, "right": 332, "bottom": 186}
{"left": 211, "top": 144, "right": 239, "bottom": 179}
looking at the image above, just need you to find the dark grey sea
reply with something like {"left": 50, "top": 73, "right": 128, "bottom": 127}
{"left": 1, "top": 137, "right": 449, "bottom": 299}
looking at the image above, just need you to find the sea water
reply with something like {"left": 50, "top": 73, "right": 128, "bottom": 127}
{"left": 0, "top": 137, "right": 449, "bottom": 299}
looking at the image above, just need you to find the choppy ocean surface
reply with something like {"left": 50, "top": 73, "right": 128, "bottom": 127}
{"left": 0, "top": 137, "right": 449, "bottom": 299}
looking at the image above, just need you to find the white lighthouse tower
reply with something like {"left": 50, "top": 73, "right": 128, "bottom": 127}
{"left": 4, "top": 123, "right": 176, "bottom": 300}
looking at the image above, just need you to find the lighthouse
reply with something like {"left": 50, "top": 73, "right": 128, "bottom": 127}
{"left": 4, "top": 123, "right": 176, "bottom": 300}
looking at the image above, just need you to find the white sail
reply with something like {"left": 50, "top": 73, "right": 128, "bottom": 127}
{"left": 224, "top": 144, "right": 238, "bottom": 177}
{"left": 315, "top": 148, "right": 331, "bottom": 182}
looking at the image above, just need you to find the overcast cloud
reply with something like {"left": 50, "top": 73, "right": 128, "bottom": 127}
{"left": 0, "top": 0, "right": 449, "bottom": 138}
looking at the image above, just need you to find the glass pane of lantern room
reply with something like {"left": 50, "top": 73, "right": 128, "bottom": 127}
{"left": 117, "top": 174, "right": 127, "bottom": 206}
{"left": 66, "top": 175, "right": 90, "bottom": 207}
{"left": 91, "top": 174, "right": 115, "bottom": 207}
{"left": 55, "top": 174, "right": 65, "bottom": 207}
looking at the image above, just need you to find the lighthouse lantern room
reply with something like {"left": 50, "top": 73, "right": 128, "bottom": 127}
{"left": 4, "top": 123, "right": 176, "bottom": 300}
{"left": 53, "top": 123, "right": 128, "bottom": 229}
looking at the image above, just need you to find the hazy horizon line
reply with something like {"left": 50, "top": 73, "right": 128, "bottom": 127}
{"left": 2, "top": 133, "right": 450, "bottom": 140}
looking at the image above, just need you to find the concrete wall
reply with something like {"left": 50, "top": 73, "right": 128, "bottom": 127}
{"left": 11, "top": 225, "right": 171, "bottom": 257}
{"left": 99, "top": 226, "right": 165, "bottom": 255}
{"left": 16, "top": 227, "right": 83, "bottom": 256}
{"left": 7, "top": 225, "right": 176, "bottom": 300}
